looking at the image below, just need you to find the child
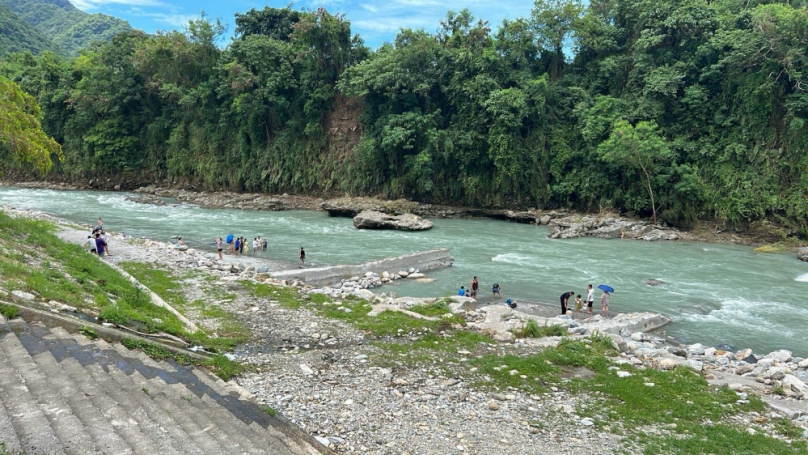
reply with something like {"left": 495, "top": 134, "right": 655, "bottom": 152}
{"left": 574, "top": 294, "right": 583, "bottom": 313}
{"left": 458, "top": 286, "right": 466, "bottom": 297}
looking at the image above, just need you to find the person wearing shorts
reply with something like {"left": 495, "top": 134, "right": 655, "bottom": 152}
{"left": 87, "top": 235, "right": 97, "bottom": 254}
{"left": 587, "top": 284, "right": 594, "bottom": 314}
{"left": 216, "top": 237, "right": 223, "bottom": 261}
{"left": 470, "top": 276, "right": 479, "bottom": 298}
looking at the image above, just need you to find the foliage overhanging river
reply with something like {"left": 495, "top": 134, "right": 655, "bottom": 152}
{"left": 2, "top": 186, "right": 807, "bottom": 357}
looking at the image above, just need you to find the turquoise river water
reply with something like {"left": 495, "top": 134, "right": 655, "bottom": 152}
{"left": 2, "top": 186, "right": 807, "bottom": 356}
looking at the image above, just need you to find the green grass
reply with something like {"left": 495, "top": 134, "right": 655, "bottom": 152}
{"left": 515, "top": 319, "right": 567, "bottom": 338}
{"left": 0, "top": 304, "right": 19, "bottom": 320}
{"left": 79, "top": 326, "right": 99, "bottom": 340}
{"left": 241, "top": 282, "right": 303, "bottom": 309}
{"left": 639, "top": 422, "right": 808, "bottom": 454}
{"left": 409, "top": 301, "right": 452, "bottom": 317}
{"left": 263, "top": 405, "right": 277, "bottom": 417}
{"left": 0, "top": 211, "right": 150, "bottom": 312}
{"left": 122, "top": 338, "right": 248, "bottom": 381}
{"left": 119, "top": 262, "right": 249, "bottom": 353}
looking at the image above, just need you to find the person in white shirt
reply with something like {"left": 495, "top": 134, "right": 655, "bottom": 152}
{"left": 252, "top": 238, "right": 259, "bottom": 256}
{"left": 87, "top": 236, "right": 97, "bottom": 253}
{"left": 587, "top": 284, "right": 595, "bottom": 314}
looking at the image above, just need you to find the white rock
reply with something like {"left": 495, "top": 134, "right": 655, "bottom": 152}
{"left": 630, "top": 332, "right": 646, "bottom": 342}
{"left": 799, "top": 359, "right": 808, "bottom": 369}
{"left": 687, "top": 343, "right": 706, "bottom": 355}
{"left": 300, "top": 364, "right": 315, "bottom": 375}
{"left": 580, "top": 418, "right": 595, "bottom": 426}
{"left": 616, "top": 371, "right": 632, "bottom": 378}
{"left": 782, "top": 374, "right": 808, "bottom": 397}
{"left": 704, "top": 347, "right": 716, "bottom": 357}
{"left": 685, "top": 359, "right": 704, "bottom": 372}
{"left": 766, "top": 350, "right": 793, "bottom": 363}
{"left": 658, "top": 358, "right": 679, "bottom": 370}
{"left": 11, "top": 290, "right": 35, "bottom": 302}
{"left": 314, "top": 436, "right": 331, "bottom": 447}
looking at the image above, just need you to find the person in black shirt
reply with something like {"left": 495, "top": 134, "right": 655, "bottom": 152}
{"left": 560, "top": 291, "right": 574, "bottom": 315}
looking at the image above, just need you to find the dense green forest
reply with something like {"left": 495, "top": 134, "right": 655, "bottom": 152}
{"left": 2, "top": 0, "right": 808, "bottom": 235}
{"left": 0, "top": 3, "right": 62, "bottom": 56}
{"left": 0, "top": 0, "right": 131, "bottom": 56}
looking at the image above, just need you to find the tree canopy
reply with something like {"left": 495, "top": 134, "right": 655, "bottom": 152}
{"left": 0, "top": 74, "right": 61, "bottom": 174}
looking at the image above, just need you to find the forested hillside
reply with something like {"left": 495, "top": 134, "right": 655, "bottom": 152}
{"left": 0, "top": 3, "right": 61, "bottom": 55}
{"left": 0, "top": 0, "right": 131, "bottom": 56}
{"left": 2, "top": 1, "right": 808, "bottom": 236}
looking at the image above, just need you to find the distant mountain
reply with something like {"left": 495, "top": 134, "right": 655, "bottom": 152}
{"left": 0, "top": 0, "right": 132, "bottom": 56}
{"left": 0, "top": 3, "right": 63, "bottom": 56}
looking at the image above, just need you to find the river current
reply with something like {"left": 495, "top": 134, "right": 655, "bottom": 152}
{"left": 2, "top": 186, "right": 807, "bottom": 356}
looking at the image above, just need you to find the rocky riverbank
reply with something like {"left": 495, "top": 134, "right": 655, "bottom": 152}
{"left": 3, "top": 206, "right": 808, "bottom": 453}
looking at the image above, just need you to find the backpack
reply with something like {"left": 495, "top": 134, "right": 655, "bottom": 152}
{"left": 506, "top": 298, "right": 517, "bottom": 309}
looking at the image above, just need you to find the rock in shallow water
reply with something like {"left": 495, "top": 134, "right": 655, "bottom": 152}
{"left": 353, "top": 210, "right": 433, "bottom": 231}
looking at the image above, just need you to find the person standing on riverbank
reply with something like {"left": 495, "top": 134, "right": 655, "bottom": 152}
{"left": 216, "top": 238, "right": 223, "bottom": 261}
{"left": 252, "top": 238, "right": 258, "bottom": 256}
{"left": 587, "top": 284, "right": 594, "bottom": 314}
{"left": 601, "top": 291, "right": 610, "bottom": 317}
{"left": 470, "top": 276, "right": 479, "bottom": 298}
{"left": 560, "top": 290, "right": 574, "bottom": 315}
{"left": 235, "top": 237, "right": 241, "bottom": 256}
{"left": 300, "top": 247, "right": 306, "bottom": 264}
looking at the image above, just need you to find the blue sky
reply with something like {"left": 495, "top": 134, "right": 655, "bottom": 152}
{"left": 69, "top": 0, "right": 536, "bottom": 48}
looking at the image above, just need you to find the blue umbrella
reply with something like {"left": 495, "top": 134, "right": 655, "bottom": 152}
{"left": 598, "top": 284, "right": 615, "bottom": 293}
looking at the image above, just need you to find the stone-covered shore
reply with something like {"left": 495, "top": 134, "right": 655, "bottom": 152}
{"left": 2, "top": 205, "right": 808, "bottom": 453}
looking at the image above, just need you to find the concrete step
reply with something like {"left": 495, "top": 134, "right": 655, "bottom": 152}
{"left": 59, "top": 333, "right": 188, "bottom": 454}
{"left": 110, "top": 343, "right": 266, "bottom": 454}
{"left": 0, "top": 317, "right": 63, "bottom": 454}
{"left": 52, "top": 331, "right": 163, "bottom": 454}
{"left": 87, "top": 338, "right": 223, "bottom": 455}
{"left": 3, "top": 320, "right": 99, "bottom": 454}
{"left": 0, "top": 389, "right": 23, "bottom": 454}
{"left": 47, "top": 327, "right": 135, "bottom": 454}
{"left": 0, "top": 312, "right": 323, "bottom": 455}
{"left": 108, "top": 343, "right": 246, "bottom": 454}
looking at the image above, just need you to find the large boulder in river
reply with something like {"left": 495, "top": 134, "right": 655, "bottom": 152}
{"left": 798, "top": 247, "right": 808, "bottom": 262}
{"left": 353, "top": 210, "right": 433, "bottom": 231}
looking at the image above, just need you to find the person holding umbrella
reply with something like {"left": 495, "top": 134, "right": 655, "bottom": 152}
{"left": 598, "top": 284, "right": 614, "bottom": 317}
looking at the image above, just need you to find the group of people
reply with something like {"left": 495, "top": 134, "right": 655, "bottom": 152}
{"left": 559, "top": 284, "right": 610, "bottom": 317}
{"left": 222, "top": 236, "right": 267, "bottom": 258}
{"left": 212, "top": 235, "right": 306, "bottom": 264}
{"left": 86, "top": 218, "right": 111, "bottom": 257}
{"left": 458, "top": 277, "right": 612, "bottom": 318}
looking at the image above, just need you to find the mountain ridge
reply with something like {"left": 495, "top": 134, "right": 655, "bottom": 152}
{"left": 0, "top": 0, "right": 132, "bottom": 56}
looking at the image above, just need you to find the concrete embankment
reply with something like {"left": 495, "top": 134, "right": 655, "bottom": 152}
{"left": 271, "top": 248, "right": 453, "bottom": 287}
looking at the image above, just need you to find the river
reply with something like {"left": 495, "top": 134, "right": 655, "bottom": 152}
{"left": 2, "top": 186, "right": 807, "bottom": 357}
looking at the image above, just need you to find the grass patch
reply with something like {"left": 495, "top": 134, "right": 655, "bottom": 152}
{"left": 0, "top": 211, "right": 148, "bottom": 311}
{"left": 409, "top": 301, "right": 451, "bottom": 317}
{"left": 640, "top": 422, "right": 808, "bottom": 454}
{"left": 241, "top": 282, "right": 302, "bottom": 309}
{"left": 119, "top": 262, "right": 249, "bottom": 353}
{"left": 515, "top": 319, "right": 567, "bottom": 338}
{"left": 0, "top": 304, "right": 19, "bottom": 320}
{"left": 79, "top": 326, "right": 99, "bottom": 340}
{"left": 772, "top": 418, "right": 806, "bottom": 439}
{"left": 263, "top": 405, "right": 277, "bottom": 417}
{"left": 121, "top": 338, "right": 247, "bottom": 381}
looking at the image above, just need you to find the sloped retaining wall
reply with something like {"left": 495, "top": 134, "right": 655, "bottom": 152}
{"left": 271, "top": 248, "right": 453, "bottom": 287}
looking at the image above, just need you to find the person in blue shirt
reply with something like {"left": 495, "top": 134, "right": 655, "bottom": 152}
{"left": 458, "top": 286, "right": 466, "bottom": 296}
